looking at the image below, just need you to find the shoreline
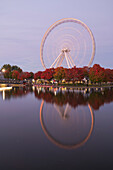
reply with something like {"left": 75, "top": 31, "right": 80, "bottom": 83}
{"left": 0, "top": 83, "right": 113, "bottom": 89}
{"left": 34, "top": 84, "right": 113, "bottom": 89}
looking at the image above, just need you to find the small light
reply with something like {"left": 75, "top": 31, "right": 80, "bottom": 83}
{"left": 2, "top": 68, "right": 5, "bottom": 73}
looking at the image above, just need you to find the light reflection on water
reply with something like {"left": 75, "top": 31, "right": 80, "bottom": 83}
{"left": 0, "top": 86, "right": 113, "bottom": 169}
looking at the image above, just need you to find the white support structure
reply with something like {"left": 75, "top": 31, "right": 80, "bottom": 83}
{"left": 64, "top": 52, "right": 70, "bottom": 68}
{"left": 63, "top": 103, "right": 71, "bottom": 118}
{"left": 55, "top": 54, "right": 63, "bottom": 68}
{"left": 50, "top": 48, "right": 75, "bottom": 68}
{"left": 58, "top": 54, "right": 65, "bottom": 67}
{"left": 54, "top": 103, "right": 71, "bottom": 119}
{"left": 50, "top": 53, "right": 62, "bottom": 68}
{"left": 68, "top": 53, "right": 75, "bottom": 67}
{"left": 66, "top": 53, "right": 74, "bottom": 67}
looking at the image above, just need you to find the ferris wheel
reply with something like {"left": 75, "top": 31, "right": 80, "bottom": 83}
{"left": 40, "top": 18, "right": 95, "bottom": 70}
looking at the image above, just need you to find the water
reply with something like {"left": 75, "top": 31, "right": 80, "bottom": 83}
{"left": 0, "top": 86, "right": 113, "bottom": 170}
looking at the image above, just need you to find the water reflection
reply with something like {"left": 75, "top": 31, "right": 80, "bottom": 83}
{"left": 1, "top": 86, "right": 113, "bottom": 111}
{"left": 0, "top": 86, "right": 33, "bottom": 100}
{"left": 1, "top": 86, "right": 113, "bottom": 150}
{"left": 35, "top": 87, "right": 113, "bottom": 110}
{"left": 40, "top": 100, "right": 94, "bottom": 149}
{"left": 35, "top": 87, "right": 113, "bottom": 149}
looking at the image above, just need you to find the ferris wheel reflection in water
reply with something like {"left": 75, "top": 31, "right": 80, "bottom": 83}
{"left": 40, "top": 100, "right": 94, "bottom": 149}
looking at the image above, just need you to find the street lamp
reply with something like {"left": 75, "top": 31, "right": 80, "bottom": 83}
{"left": 2, "top": 68, "right": 6, "bottom": 73}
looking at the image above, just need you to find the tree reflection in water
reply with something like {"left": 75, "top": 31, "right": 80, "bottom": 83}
{"left": 35, "top": 87, "right": 113, "bottom": 149}
{"left": 35, "top": 87, "right": 113, "bottom": 110}
{"left": 1, "top": 86, "right": 113, "bottom": 110}
{"left": 1, "top": 86, "right": 113, "bottom": 149}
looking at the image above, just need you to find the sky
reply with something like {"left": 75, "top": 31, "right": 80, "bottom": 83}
{"left": 0, "top": 0, "right": 113, "bottom": 72}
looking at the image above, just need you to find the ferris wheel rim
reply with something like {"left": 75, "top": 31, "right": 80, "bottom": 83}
{"left": 40, "top": 18, "right": 96, "bottom": 70}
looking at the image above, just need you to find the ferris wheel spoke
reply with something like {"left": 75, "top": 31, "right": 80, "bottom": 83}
{"left": 50, "top": 53, "right": 62, "bottom": 68}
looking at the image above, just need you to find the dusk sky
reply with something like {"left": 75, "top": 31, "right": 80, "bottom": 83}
{"left": 0, "top": 0, "right": 113, "bottom": 72}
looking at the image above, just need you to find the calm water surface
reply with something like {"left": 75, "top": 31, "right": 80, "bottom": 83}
{"left": 0, "top": 86, "right": 113, "bottom": 170}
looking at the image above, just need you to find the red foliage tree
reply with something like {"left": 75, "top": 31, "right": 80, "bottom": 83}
{"left": 12, "top": 70, "right": 20, "bottom": 80}
{"left": 69, "top": 66, "right": 81, "bottom": 83}
{"left": 77, "top": 68, "right": 84, "bottom": 81}
{"left": 24, "top": 72, "right": 31, "bottom": 79}
{"left": 105, "top": 69, "right": 113, "bottom": 82}
{"left": 4, "top": 70, "right": 10, "bottom": 79}
{"left": 34, "top": 71, "right": 42, "bottom": 80}
{"left": 41, "top": 68, "right": 55, "bottom": 81}
{"left": 54, "top": 67, "right": 65, "bottom": 82}
{"left": 89, "top": 64, "right": 106, "bottom": 83}
{"left": 65, "top": 68, "right": 71, "bottom": 83}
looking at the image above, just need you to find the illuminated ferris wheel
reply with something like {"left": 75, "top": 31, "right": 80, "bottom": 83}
{"left": 40, "top": 18, "right": 96, "bottom": 69}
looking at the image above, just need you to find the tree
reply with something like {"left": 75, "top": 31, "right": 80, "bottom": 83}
{"left": 34, "top": 71, "right": 42, "bottom": 80}
{"left": 65, "top": 68, "right": 72, "bottom": 83}
{"left": 105, "top": 69, "right": 113, "bottom": 82}
{"left": 70, "top": 66, "right": 79, "bottom": 84}
{"left": 89, "top": 64, "right": 106, "bottom": 84}
{"left": 82, "top": 66, "right": 89, "bottom": 85}
{"left": 41, "top": 68, "right": 55, "bottom": 81}
{"left": 1, "top": 64, "right": 11, "bottom": 72}
{"left": 11, "top": 65, "right": 22, "bottom": 73}
{"left": 23, "top": 72, "right": 31, "bottom": 80}
{"left": 29, "top": 72, "right": 34, "bottom": 79}
{"left": 54, "top": 67, "right": 65, "bottom": 82}
{"left": 18, "top": 72, "right": 25, "bottom": 80}
{"left": 4, "top": 70, "right": 10, "bottom": 79}
{"left": 12, "top": 70, "right": 20, "bottom": 80}
{"left": 77, "top": 68, "right": 84, "bottom": 82}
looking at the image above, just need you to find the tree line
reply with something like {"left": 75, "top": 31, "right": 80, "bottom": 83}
{"left": 34, "top": 64, "right": 113, "bottom": 84}
{"left": 0, "top": 64, "right": 34, "bottom": 80}
{"left": 1, "top": 64, "right": 113, "bottom": 84}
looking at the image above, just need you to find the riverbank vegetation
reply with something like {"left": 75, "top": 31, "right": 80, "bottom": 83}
{"left": 0, "top": 64, "right": 113, "bottom": 85}
{"left": 34, "top": 64, "right": 113, "bottom": 85}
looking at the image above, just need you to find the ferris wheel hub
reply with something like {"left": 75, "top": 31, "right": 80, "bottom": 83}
{"left": 61, "top": 48, "right": 70, "bottom": 53}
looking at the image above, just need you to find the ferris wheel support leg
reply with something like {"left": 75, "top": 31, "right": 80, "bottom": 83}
{"left": 66, "top": 54, "right": 74, "bottom": 67}
{"left": 58, "top": 54, "right": 65, "bottom": 67}
{"left": 68, "top": 54, "right": 75, "bottom": 67}
{"left": 64, "top": 103, "right": 71, "bottom": 118}
{"left": 64, "top": 52, "right": 70, "bottom": 68}
{"left": 55, "top": 54, "right": 63, "bottom": 68}
{"left": 50, "top": 53, "right": 62, "bottom": 68}
{"left": 54, "top": 104, "right": 64, "bottom": 118}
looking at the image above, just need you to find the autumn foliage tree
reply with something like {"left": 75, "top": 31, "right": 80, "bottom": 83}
{"left": 34, "top": 71, "right": 42, "bottom": 80}
{"left": 41, "top": 68, "right": 55, "bottom": 81}
{"left": 89, "top": 64, "right": 106, "bottom": 84}
{"left": 12, "top": 70, "right": 20, "bottom": 80}
{"left": 65, "top": 68, "right": 73, "bottom": 83}
{"left": 54, "top": 67, "right": 65, "bottom": 82}
{"left": 105, "top": 69, "right": 113, "bottom": 82}
{"left": 4, "top": 70, "right": 10, "bottom": 79}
